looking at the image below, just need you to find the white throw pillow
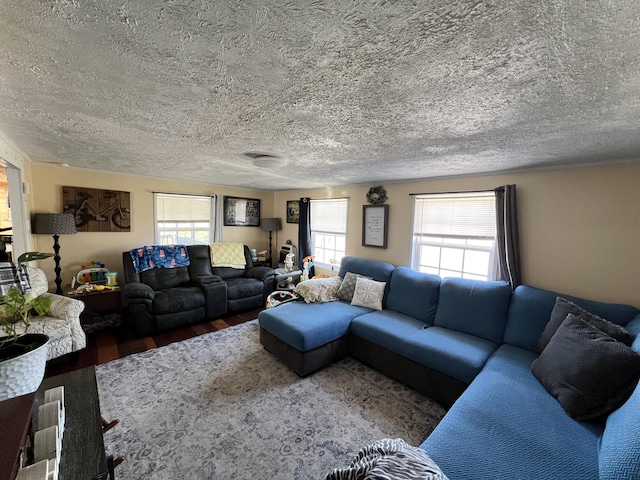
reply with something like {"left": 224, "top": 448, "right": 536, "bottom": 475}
{"left": 350, "top": 277, "right": 386, "bottom": 311}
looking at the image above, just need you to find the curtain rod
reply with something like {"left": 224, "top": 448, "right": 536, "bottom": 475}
{"left": 153, "top": 191, "right": 216, "bottom": 196}
{"left": 297, "top": 196, "right": 350, "bottom": 200}
{"left": 409, "top": 188, "right": 499, "bottom": 196}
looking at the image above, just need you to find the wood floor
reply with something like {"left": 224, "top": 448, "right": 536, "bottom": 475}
{"left": 45, "top": 308, "right": 263, "bottom": 379}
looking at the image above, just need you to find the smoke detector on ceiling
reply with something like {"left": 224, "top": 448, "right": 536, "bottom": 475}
{"left": 251, "top": 155, "right": 285, "bottom": 168}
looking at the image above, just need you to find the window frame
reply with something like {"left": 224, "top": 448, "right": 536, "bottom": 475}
{"left": 310, "top": 198, "right": 349, "bottom": 268}
{"left": 410, "top": 191, "right": 498, "bottom": 281}
{"left": 154, "top": 193, "right": 215, "bottom": 246}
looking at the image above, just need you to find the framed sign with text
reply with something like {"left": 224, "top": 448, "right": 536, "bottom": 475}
{"left": 362, "top": 204, "right": 388, "bottom": 248}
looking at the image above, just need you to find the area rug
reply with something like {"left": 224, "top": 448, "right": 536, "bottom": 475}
{"left": 96, "top": 320, "right": 446, "bottom": 480}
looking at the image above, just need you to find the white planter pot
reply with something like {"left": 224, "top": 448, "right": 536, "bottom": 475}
{"left": 0, "top": 333, "right": 49, "bottom": 401}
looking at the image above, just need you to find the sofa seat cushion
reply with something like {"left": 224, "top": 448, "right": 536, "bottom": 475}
{"left": 153, "top": 287, "right": 205, "bottom": 314}
{"left": 351, "top": 312, "right": 497, "bottom": 384}
{"left": 258, "top": 301, "right": 371, "bottom": 352}
{"left": 421, "top": 344, "right": 603, "bottom": 480}
{"left": 225, "top": 277, "right": 264, "bottom": 300}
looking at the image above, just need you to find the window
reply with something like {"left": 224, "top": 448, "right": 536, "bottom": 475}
{"left": 411, "top": 192, "right": 497, "bottom": 281}
{"left": 154, "top": 193, "right": 215, "bottom": 245}
{"left": 311, "top": 198, "right": 348, "bottom": 266}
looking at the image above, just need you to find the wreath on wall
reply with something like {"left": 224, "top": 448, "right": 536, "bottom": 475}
{"left": 366, "top": 185, "right": 388, "bottom": 205}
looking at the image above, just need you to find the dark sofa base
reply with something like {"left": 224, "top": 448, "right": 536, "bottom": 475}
{"left": 259, "top": 326, "right": 467, "bottom": 406}
{"left": 260, "top": 327, "right": 349, "bottom": 377}
{"left": 348, "top": 335, "right": 467, "bottom": 408}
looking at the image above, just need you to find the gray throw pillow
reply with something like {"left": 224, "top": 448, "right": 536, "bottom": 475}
{"left": 535, "top": 297, "right": 632, "bottom": 354}
{"left": 336, "top": 272, "right": 370, "bottom": 303}
{"left": 531, "top": 313, "right": 640, "bottom": 421}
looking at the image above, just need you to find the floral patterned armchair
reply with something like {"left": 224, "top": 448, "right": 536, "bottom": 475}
{"left": 12, "top": 267, "right": 87, "bottom": 360}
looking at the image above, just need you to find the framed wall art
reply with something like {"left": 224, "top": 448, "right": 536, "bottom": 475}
{"left": 362, "top": 204, "right": 388, "bottom": 248}
{"left": 223, "top": 196, "right": 261, "bottom": 226}
{"left": 286, "top": 200, "right": 300, "bottom": 224}
{"left": 62, "top": 186, "right": 131, "bottom": 232}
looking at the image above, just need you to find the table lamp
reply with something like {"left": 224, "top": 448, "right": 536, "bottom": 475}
{"left": 33, "top": 213, "right": 77, "bottom": 294}
{"left": 261, "top": 218, "right": 282, "bottom": 267}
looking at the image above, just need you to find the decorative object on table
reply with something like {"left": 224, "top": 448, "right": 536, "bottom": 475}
{"left": 223, "top": 196, "right": 260, "bottom": 226}
{"left": 362, "top": 204, "right": 389, "bottom": 248}
{"left": 72, "top": 260, "right": 109, "bottom": 288}
{"left": 62, "top": 186, "right": 130, "bottom": 232}
{"left": 250, "top": 248, "right": 258, "bottom": 262}
{"left": 286, "top": 200, "right": 300, "bottom": 223}
{"left": 329, "top": 258, "right": 341, "bottom": 276}
{"left": 366, "top": 185, "right": 388, "bottom": 205}
{"left": 261, "top": 218, "right": 282, "bottom": 267}
{"left": 0, "top": 252, "right": 54, "bottom": 401}
{"left": 32, "top": 213, "right": 77, "bottom": 294}
{"left": 284, "top": 252, "right": 295, "bottom": 272}
{"left": 301, "top": 255, "right": 314, "bottom": 281}
{"left": 105, "top": 272, "right": 118, "bottom": 286}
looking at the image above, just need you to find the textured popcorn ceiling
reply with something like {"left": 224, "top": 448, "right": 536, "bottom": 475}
{"left": 1, "top": 1, "right": 639, "bottom": 190}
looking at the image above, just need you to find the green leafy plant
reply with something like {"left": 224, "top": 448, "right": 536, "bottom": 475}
{"left": 0, "top": 252, "right": 54, "bottom": 348}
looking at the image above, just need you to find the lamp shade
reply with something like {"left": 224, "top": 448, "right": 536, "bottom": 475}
{"left": 261, "top": 218, "right": 282, "bottom": 232}
{"left": 33, "top": 213, "right": 77, "bottom": 235}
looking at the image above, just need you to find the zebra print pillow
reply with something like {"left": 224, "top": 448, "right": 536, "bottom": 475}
{"left": 325, "top": 438, "right": 449, "bottom": 480}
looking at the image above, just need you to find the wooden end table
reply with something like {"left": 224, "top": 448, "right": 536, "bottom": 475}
{"left": 66, "top": 288, "right": 123, "bottom": 324}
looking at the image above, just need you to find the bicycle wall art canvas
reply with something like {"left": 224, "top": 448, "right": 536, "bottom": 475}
{"left": 62, "top": 186, "right": 131, "bottom": 232}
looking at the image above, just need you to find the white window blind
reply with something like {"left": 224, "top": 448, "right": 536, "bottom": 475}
{"left": 311, "top": 199, "right": 348, "bottom": 234}
{"left": 154, "top": 193, "right": 214, "bottom": 245}
{"left": 411, "top": 191, "right": 497, "bottom": 280}
{"left": 413, "top": 192, "right": 496, "bottom": 239}
{"left": 310, "top": 198, "right": 348, "bottom": 266}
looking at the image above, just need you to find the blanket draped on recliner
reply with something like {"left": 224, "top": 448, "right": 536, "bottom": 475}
{"left": 129, "top": 245, "right": 190, "bottom": 273}
{"left": 209, "top": 242, "right": 246, "bottom": 269}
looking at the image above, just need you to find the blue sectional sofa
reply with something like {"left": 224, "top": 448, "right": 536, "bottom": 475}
{"left": 258, "top": 256, "right": 640, "bottom": 479}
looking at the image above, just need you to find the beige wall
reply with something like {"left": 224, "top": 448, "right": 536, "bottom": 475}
{"left": 275, "top": 162, "right": 640, "bottom": 308}
{"left": 27, "top": 161, "right": 640, "bottom": 308}
{"left": 28, "top": 164, "right": 274, "bottom": 289}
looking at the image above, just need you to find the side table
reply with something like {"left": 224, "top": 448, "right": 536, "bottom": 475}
{"left": 67, "top": 288, "right": 123, "bottom": 325}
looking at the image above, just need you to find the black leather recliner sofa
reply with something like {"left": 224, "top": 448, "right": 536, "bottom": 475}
{"left": 210, "top": 245, "right": 277, "bottom": 313}
{"left": 122, "top": 244, "right": 276, "bottom": 335}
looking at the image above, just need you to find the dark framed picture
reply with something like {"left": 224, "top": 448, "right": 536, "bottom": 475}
{"left": 223, "top": 196, "right": 261, "bottom": 226}
{"left": 362, "top": 204, "right": 389, "bottom": 248}
{"left": 286, "top": 200, "right": 300, "bottom": 224}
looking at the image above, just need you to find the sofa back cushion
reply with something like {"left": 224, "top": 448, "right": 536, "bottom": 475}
{"left": 503, "top": 285, "right": 639, "bottom": 352}
{"left": 338, "top": 256, "right": 395, "bottom": 301}
{"left": 139, "top": 266, "right": 192, "bottom": 291}
{"left": 386, "top": 267, "right": 440, "bottom": 324}
{"left": 211, "top": 245, "right": 252, "bottom": 279}
{"left": 187, "top": 244, "right": 215, "bottom": 278}
{"left": 599, "top": 368, "right": 640, "bottom": 479}
{"left": 433, "top": 277, "right": 512, "bottom": 344}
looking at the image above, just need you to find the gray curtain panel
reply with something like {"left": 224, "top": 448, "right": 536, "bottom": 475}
{"left": 495, "top": 184, "right": 521, "bottom": 288}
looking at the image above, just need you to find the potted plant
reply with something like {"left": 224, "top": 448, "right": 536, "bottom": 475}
{"left": 0, "top": 252, "right": 54, "bottom": 401}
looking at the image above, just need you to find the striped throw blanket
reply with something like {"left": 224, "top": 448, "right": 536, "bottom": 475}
{"left": 209, "top": 242, "right": 246, "bottom": 269}
{"left": 325, "top": 438, "right": 449, "bottom": 480}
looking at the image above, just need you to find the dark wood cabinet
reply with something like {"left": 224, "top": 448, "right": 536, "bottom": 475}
{"left": 0, "top": 366, "right": 111, "bottom": 480}
{"left": 0, "top": 392, "right": 36, "bottom": 480}
{"left": 34, "top": 366, "right": 109, "bottom": 480}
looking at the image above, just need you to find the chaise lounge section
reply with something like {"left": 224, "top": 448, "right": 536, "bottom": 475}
{"left": 258, "top": 255, "right": 640, "bottom": 479}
